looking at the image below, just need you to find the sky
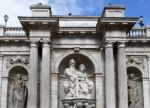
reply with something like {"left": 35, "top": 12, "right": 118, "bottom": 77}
{"left": 0, "top": 0, "right": 149, "bottom": 27}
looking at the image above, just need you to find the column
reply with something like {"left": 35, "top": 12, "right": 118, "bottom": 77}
{"left": 1, "top": 56, "right": 8, "bottom": 108}
{"left": 146, "top": 56, "right": 150, "bottom": 108}
{"left": 0, "top": 55, "right": 3, "bottom": 99}
{"left": 27, "top": 41, "right": 38, "bottom": 108}
{"left": 117, "top": 43, "right": 128, "bottom": 108}
{"left": 1, "top": 77, "right": 8, "bottom": 108}
{"left": 95, "top": 73, "right": 104, "bottom": 108}
{"left": 51, "top": 73, "right": 59, "bottom": 108}
{"left": 105, "top": 42, "right": 116, "bottom": 108}
{"left": 40, "top": 41, "right": 51, "bottom": 108}
{"left": 143, "top": 78, "right": 150, "bottom": 108}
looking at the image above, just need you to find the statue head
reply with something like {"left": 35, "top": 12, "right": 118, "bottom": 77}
{"left": 128, "top": 74, "right": 135, "bottom": 79}
{"left": 16, "top": 74, "right": 22, "bottom": 80}
{"left": 79, "top": 64, "right": 86, "bottom": 72}
{"left": 69, "top": 59, "right": 76, "bottom": 67}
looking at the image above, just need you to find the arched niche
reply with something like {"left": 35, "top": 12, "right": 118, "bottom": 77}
{"left": 7, "top": 66, "right": 28, "bottom": 108}
{"left": 58, "top": 54, "right": 96, "bottom": 108}
{"left": 58, "top": 54, "right": 95, "bottom": 77}
{"left": 127, "top": 66, "right": 144, "bottom": 108}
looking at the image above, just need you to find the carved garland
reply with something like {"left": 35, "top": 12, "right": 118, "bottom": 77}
{"left": 6, "top": 56, "right": 29, "bottom": 68}
{"left": 126, "top": 56, "right": 145, "bottom": 69}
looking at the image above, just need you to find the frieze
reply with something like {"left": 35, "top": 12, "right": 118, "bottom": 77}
{"left": 126, "top": 56, "right": 145, "bottom": 69}
{"left": 6, "top": 56, "right": 29, "bottom": 68}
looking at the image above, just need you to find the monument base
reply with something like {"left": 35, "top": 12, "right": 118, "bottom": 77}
{"left": 62, "top": 98, "right": 96, "bottom": 108}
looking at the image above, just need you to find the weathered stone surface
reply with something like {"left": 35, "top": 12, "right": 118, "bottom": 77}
{"left": 0, "top": 3, "right": 150, "bottom": 108}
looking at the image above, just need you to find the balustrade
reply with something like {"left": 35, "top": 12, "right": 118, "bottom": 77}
{"left": 4, "top": 27, "right": 26, "bottom": 36}
{"left": 127, "top": 28, "right": 146, "bottom": 38}
{"left": 0, "top": 27, "right": 149, "bottom": 38}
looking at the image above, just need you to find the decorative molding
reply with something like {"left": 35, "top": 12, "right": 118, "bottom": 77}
{"left": 6, "top": 56, "right": 29, "bottom": 68}
{"left": 126, "top": 56, "right": 145, "bottom": 69}
{"left": 117, "top": 42, "right": 126, "bottom": 48}
{"left": 74, "top": 47, "right": 80, "bottom": 52}
{"left": 105, "top": 42, "right": 113, "bottom": 48}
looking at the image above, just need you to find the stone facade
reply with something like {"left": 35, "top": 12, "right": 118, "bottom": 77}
{"left": 0, "top": 3, "right": 150, "bottom": 108}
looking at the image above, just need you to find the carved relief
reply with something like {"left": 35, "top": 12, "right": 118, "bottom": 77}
{"left": 63, "top": 59, "right": 93, "bottom": 99}
{"left": 126, "top": 56, "right": 145, "bottom": 69}
{"left": 6, "top": 56, "right": 29, "bottom": 68}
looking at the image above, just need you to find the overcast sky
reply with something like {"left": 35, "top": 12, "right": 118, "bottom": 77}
{"left": 0, "top": 0, "right": 149, "bottom": 27}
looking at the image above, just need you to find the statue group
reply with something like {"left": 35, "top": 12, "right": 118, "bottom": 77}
{"left": 11, "top": 74, "right": 28, "bottom": 108}
{"left": 63, "top": 59, "right": 93, "bottom": 98}
{"left": 128, "top": 74, "right": 140, "bottom": 108}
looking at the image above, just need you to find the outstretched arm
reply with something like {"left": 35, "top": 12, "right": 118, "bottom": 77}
{"left": 65, "top": 69, "right": 77, "bottom": 81}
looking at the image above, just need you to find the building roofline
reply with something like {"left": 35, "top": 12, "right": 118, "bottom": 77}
{"left": 30, "top": 3, "right": 51, "bottom": 9}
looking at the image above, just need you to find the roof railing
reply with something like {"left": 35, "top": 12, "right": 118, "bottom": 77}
{"left": 4, "top": 27, "right": 26, "bottom": 36}
{"left": 127, "top": 26, "right": 150, "bottom": 38}
{"left": 127, "top": 28, "right": 146, "bottom": 38}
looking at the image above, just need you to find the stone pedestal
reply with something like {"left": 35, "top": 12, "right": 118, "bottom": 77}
{"left": 117, "top": 43, "right": 128, "bottom": 108}
{"left": 105, "top": 42, "right": 116, "bottom": 108}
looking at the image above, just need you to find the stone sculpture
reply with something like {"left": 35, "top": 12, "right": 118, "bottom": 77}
{"left": 78, "top": 64, "right": 93, "bottom": 98}
{"left": 63, "top": 59, "right": 93, "bottom": 98}
{"left": 128, "top": 74, "right": 139, "bottom": 108}
{"left": 63, "top": 59, "right": 77, "bottom": 97}
{"left": 12, "top": 74, "right": 28, "bottom": 108}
